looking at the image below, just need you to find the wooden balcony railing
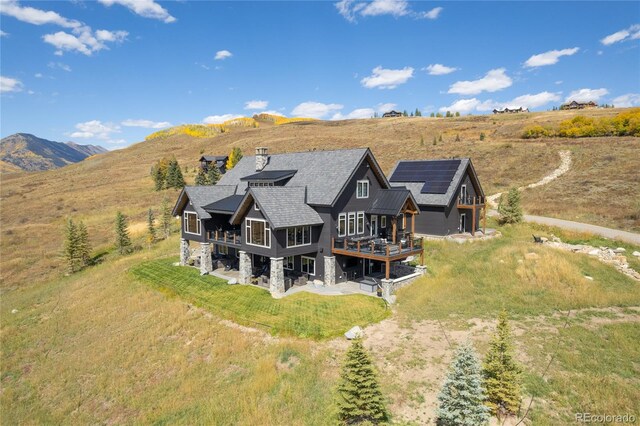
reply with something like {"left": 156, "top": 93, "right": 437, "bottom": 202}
{"left": 209, "top": 229, "right": 242, "bottom": 246}
{"left": 331, "top": 236, "right": 423, "bottom": 260}
{"left": 457, "top": 195, "right": 485, "bottom": 207}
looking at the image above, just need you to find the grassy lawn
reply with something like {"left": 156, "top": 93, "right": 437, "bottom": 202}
{"left": 130, "top": 257, "right": 389, "bottom": 339}
{"left": 396, "top": 222, "right": 640, "bottom": 321}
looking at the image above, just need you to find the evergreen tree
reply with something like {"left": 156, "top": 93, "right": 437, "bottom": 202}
{"left": 410, "top": 111, "right": 414, "bottom": 117}
{"left": 147, "top": 208, "right": 157, "bottom": 248}
{"left": 114, "top": 211, "right": 132, "bottom": 255}
{"left": 63, "top": 218, "right": 80, "bottom": 274}
{"left": 166, "top": 159, "right": 185, "bottom": 189}
{"left": 483, "top": 311, "right": 522, "bottom": 417}
{"left": 336, "top": 339, "right": 388, "bottom": 425}
{"left": 206, "top": 163, "right": 221, "bottom": 185}
{"left": 436, "top": 342, "right": 490, "bottom": 426}
{"left": 439, "top": 134, "right": 443, "bottom": 142}
{"left": 195, "top": 167, "right": 208, "bottom": 185}
{"left": 455, "top": 134, "right": 461, "bottom": 142}
{"left": 430, "top": 112, "right": 435, "bottom": 117}
{"left": 498, "top": 188, "right": 523, "bottom": 224}
{"left": 226, "top": 147, "right": 243, "bottom": 170}
{"left": 455, "top": 111, "right": 461, "bottom": 117}
{"left": 479, "top": 132, "right": 486, "bottom": 141}
{"left": 446, "top": 111, "right": 452, "bottom": 118}
{"left": 420, "top": 135, "right": 425, "bottom": 146}
{"left": 403, "top": 110, "right": 408, "bottom": 117}
{"left": 415, "top": 108, "right": 421, "bottom": 117}
{"left": 436, "top": 112, "right": 443, "bottom": 118}
{"left": 161, "top": 197, "right": 172, "bottom": 239}
{"left": 76, "top": 220, "right": 91, "bottom": 268}
{"left": 433, "top": 136, "right": 437, "bottom": 146}
{"left": 152, "top": 164, "right": 165, "bottom": 190}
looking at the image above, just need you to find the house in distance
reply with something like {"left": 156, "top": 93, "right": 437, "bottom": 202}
{"left": 560, "top": 100, "right": 598, "bottom": 110}
{"left": 382, "top": 110, "right": 403, "bottom": 118}
{"left": 199, "top": 155, "right": 228, "bottom": 173}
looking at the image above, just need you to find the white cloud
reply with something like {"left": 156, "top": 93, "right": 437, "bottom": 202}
{"left": 255, "top": 110, "right": 285, "bottom": 116}
{"left": 95, "top": 29, "right": 128, "bottom": 42}
{"left": 0, "top": 76, "right": 24, "bottom": 93}
{"left": 331, "top": 108, "right": 376, "bottom": 120}
{"left": 0, "top": 30, "right": 8, "bottom": 37}
{"left": 448, "top": 68, "right": 512, "bottom": 95}
{"left": 376, "top": 102, "right": 397, "bottom": 112}
{"left": 0, "top": 0, "right": 81, "bottom": 28}
{"left": 439, "top": 91, "right": 561, "bottom": 113}
{"left": 202, "top": 114, "right": 243, "bottom": 124}
{"left": 121, "top": 119, "right": 172, "bottom": 129}
{"left": 600, "top": 24, "right": 640, "bottom": 45}
{"left": 335, "top": 0, "right": 442, "bottom": 22}
{"left": 439, "top": 98, "right": 491, "bottom": 114}
{"left": 47, "top": 61, "right": 72, "bottom": 72}
{"left": 43, "top": 26, "right": 129, "bottom": 56}
{"left": 244, "top": 100, "right": 269, "bottom": 110}
{"left": 611, "top": 93, "right": 640, "bottom": 108}
{"left": 98, "top": 0, "right": 176, "bottom": 23}
{"left": 34, "top": 73, "right": 43, "bottom": 78}
{"left": 509, "top": 92, "right": 561, "bottom": 109}
{"left": 524, "top": 47, "right": 579, "bottom": 67}
{"left": 215, "top": 50, "right": 232, "bottom": 60}
{"left": 424, "top": 63, "right": 458, "bottom": 75}
{"left": 70, "top": 120, "right": 121, "bottom": 140}
{"left": 565, "top": 88, "right": 609, "bottom": 103}
{"left": 291, "top": 101, "right": 344, "bottom": 119}
{"left": 361, "top": 66, "right": 414, "bottom": 89}
{"left": 43, "top": 31, "right": 91, "bottom": 55}
{"left": 420, "top": 7, "right": 443, "bottom": 19}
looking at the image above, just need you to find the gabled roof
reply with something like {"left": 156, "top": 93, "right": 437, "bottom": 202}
{"left": 230, "top": 187, "right": 324, "bottom": 229}
{"left": 240, "top": 169, "right": 297, "bottom": 182}
{"left": 366, "top": 188, "right": 419, "bottom": 216}
{"left": 218, "top": 148, "right": 389, "bottom": 206}
{"left": 203, "top": 194, "right": 244, "bottom": 214}
{"left": 200, "top": 155, "right": 228, "bottom": 162}
{"left": 172, "top": 185, "right": 237, "bottom": 219}
{"left": 389, "top": 158, "right": 484, "bottom": 207}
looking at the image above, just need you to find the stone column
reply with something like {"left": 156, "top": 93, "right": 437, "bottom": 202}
{"left": 416, "top": 265, "right": 427, "bottom": 275}
{"left": 180, "top": 238, "right": 190, "bottom": 266}
{"left": 269, "top": 257, "right": 285, "bottom": 297}
{"left": 238, "top": 251, "right": 252, "bottom": 284}
{"left": 200, "top": 242, "right": 213, "bottom": 275}
{"left": 381, "top": 279, "right": 394, "bottom": 300}
{"left": 324, "top": 256, "right": 336, "bottom": 286}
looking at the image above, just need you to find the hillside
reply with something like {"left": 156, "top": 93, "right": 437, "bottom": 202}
{"left": 1, "top": 108, "right": 639, "bottom": 289}
{"left": 0, "top": 133, "right": 107, "bottom": 172}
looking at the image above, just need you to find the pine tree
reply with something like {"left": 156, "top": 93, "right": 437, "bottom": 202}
{"left": 483, "top": 311, "right": 522, "bottom": 417}
{"left": 206, "top": 163, "right": 221, "bottom": 185}
{"left": 63, "top": 218, "right": 80, "bottom": 274}
{"left": 147, "top": 208, "right": 157, "bottom": 248}
{"left": 403, "top": 110, "right": 408, "bottom": 117}
{"left": 420, "top": 135, "right": 425, "bottom": 146}
{"left": 479, "top": 132, "right": 486, "bottom": 141}
{"left": 152, "top": 164, "right": 165, "bottom": 191}
{"left": 498, "top": 188, "right": 523, "bottom": 224}
{"left": 195, "top": 167, "right": 208, "bottom": 185}
{"left": 455, "top": 111, "right": 461, "bottom": 117}
{"left": 430, "top": 112, "right": 435, "bottom": 118}
{"left": 439, "top": 134, "right": 443, "bottom": 143}
{"left": 455, "top": 134, "right": 461, "bottom": 142}
{"left": 114, "top": 211, "right": 132, "bottom": 255}
{"left": 76, "top": 220, "right": 91, "bottom": 268}
{"left": 415, "top": 108, "right": 421, "bottom": 117}
{"left": 226, "top": 147, "right": 243, "bottom": 170}
{"left": 336, "top": 339, "right": 388, "bottom": 425}
{"left": 161, "top": 197, "right": 172, "bottom": 239}
{"left": 166, "top": 159, "right": 185, "bottom": 189}
{"left": 433, "top": 136, "right": 437, "bottom": 146}
{"left": 436, "top": 342, "right": 490, "bottom": 426}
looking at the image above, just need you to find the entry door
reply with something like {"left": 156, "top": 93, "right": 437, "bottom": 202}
{"left": 459, "top": 214, "right": 466, "bottom": 233}
{"left": 371, "top": 215, "right": 378, "bottom": 236}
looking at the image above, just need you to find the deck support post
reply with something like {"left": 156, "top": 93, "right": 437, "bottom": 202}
{"left": 269, "top": 257, "right": 285, "bottom": 298}
{"left": 385, "top": 259, "right": 390, "bottom": 279}
{"left": 392, "top": 217, "right": 397, "bottom": 244}
{"left": 483, "top": 202, "right": 487, "bottom": 235}
{"left": 180, "top": 238, "right": 190, "bottom": 266}
{"left": 239, "top": 251, "right": 252, "bottom": 284}
{"left": 472, "top": 196, "right": 476, "bottom": 235}
{"left": 200, "top": 242, "right": 212, "bottom": 275}
{"left": 324, "top": 256, "right": 336, "bottom": 286}
{"left": 411, "top": 212, "right": 415, "bottom": 235}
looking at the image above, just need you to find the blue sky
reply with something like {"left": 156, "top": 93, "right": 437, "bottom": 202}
{"left": 1, "top": 0, "right": 639, "bottom": 149}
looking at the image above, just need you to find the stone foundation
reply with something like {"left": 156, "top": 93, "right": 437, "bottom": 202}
{"left": 180, "top": 238, "right": 190, "bottom": 266}
{"left": 324, "top": 256, "right": 336, "bottom": 286}
{"left": 269, "top": 257, "right": 285, "bottom": 297}
{"left": 200, "top": 242, "right": 212, "bottom": 274}
{"left": 238, "top": 251, "right": 251, "bottom": 284}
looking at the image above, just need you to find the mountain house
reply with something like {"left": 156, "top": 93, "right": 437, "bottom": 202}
{"left": 382, "top": 110, "right": 403, "bottom": 118}
{"left": 173, "top": 147, "right": 425, "bottom": 297}
{"left": 388, "top": 159, "right": 486, "bottom": 236}
{"left": 199, "top": 155, "right": 228, "bottom": 173}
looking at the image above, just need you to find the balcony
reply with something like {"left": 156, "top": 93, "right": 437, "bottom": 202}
{"left": 331, "top": 235, "right": 424, "bottom": 264}
{"left": 209, "top": 229, "right": 242, "bottom": 247}
{"left": 457, "top": 195, "right": 485, "bottom": 208}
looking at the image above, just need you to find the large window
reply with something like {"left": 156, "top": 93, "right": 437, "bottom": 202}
{"left": 348, "top": 212, "right": 356, "bottom": 236}
{"left": 284, "top": 255, "right": 294, "bottom": 270}
{"left": 245, "top": 218, "right": 270, "bottom": 247}
{"left": 184, "top": 212, "right": 201, "bottom": 235}
{"left": 338, "top": 213, "right": 346, "bottom": 237}
{"left": 302, "top": 256, "right": 315, "bottom": 276}
{"left": 357, "top": 180, "right": 369, "bottom": 199}
{"left": 357, "top": 211, "right": 365, "bottom": 234}
{"left": 287, "top": 226, "right": 311, "bottom": 247}
{"left": 381, "top": 216, "right": 387, "bottom": 228}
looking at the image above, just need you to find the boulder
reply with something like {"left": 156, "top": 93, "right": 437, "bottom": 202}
{"left": 584, "top": 276, "right": 594, "bottom": 281}
{"left": 633, "top": 251, "right": 640, "bottom": 257}
{"left": 227, "top": 278, "right": 238, "bottom": 285}
{"left": 613, "top": 247, "right": 626, "bottom": 254}
{"left": 345, "top": 326, "right": 364, "bottom": 340}
{"left": 588, "top": 249, "right": 600, "bottom": 256}
{"left": 540, "top": 237, "right": 548, "bottom": 243}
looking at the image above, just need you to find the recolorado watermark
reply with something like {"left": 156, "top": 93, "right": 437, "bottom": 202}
{"left": 576, "top": 413, "right": 637, "bottom": 423}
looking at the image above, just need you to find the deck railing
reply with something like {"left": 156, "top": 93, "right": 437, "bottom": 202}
{"left": 331, "top": 235, "right": 423, "bottom": 259}
{"left": 209, "top": 229, "right": 241, "bottom": 245}
{"left": 457, "top": 195, "right": 485, "bottom": 206}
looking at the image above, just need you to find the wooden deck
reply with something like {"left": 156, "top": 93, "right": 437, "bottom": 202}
{"left": 208, "top": 230, "right": 242, "bottom": 247}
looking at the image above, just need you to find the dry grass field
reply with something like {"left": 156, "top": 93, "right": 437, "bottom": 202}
{"left": 2, "top": 108, "right": 638, "bottom": 291}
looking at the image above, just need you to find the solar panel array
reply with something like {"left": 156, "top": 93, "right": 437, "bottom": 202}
{"left": 389, "top": 160, "right": 461, "bottom": 194}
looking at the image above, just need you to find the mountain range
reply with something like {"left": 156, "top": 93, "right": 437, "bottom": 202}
{"left": 0, "top": 133, "right": 107, "bottom": 172}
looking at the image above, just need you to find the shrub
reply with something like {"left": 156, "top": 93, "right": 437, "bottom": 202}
{"left": 498, "top": 188, "right": 523, "bottom": 224}
{"left": 479, "top": 132, "right": 486, "bottom": 141}
{"left": 522, "top": 125, "right": 553, "bottom": 139}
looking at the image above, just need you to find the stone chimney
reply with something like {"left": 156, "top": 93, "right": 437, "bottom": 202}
{"left": 255, "top": 147, "right": 268, "bottom": 171}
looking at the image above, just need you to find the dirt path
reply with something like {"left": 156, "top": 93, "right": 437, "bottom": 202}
{"left": 525, "top": 215, "right": 640, "bottom": 245}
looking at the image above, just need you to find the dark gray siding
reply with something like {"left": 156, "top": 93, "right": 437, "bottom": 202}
{"left": 181, "top": 202, "right": 206, "bottom": 243}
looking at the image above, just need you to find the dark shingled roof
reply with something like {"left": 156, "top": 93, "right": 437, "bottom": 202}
{"left": 367, "top": 188, "right": 418, "bottom": 216}
{"left": 199, "top": 155, "right": 228, "bottom": 162}
{"left": 203, "top": 194, "right": 244, "bottom": 214}
{"left": 239, "top": 170, "right": 297, "bottom": 182}
{"left": 172, "top": 185, "right": 237, "bottom": 219}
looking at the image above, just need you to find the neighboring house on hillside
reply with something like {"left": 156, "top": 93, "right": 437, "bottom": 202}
{"left": 388, "top": 159, "right": 485, "bottom": 236}
{"left": 173, "top": 147, "right": 424, "bottom": 297}
{"left": 492, "top": 107, "right": 529, "bottom": 114}
{"left": 560, "top": 101, "right": 598, "bottom": 110}
{"left": 199, "top": 155, "right": 228, "bottom": 173}
{"left": 382, "top": 110, "right": 403, "bottom": 118}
